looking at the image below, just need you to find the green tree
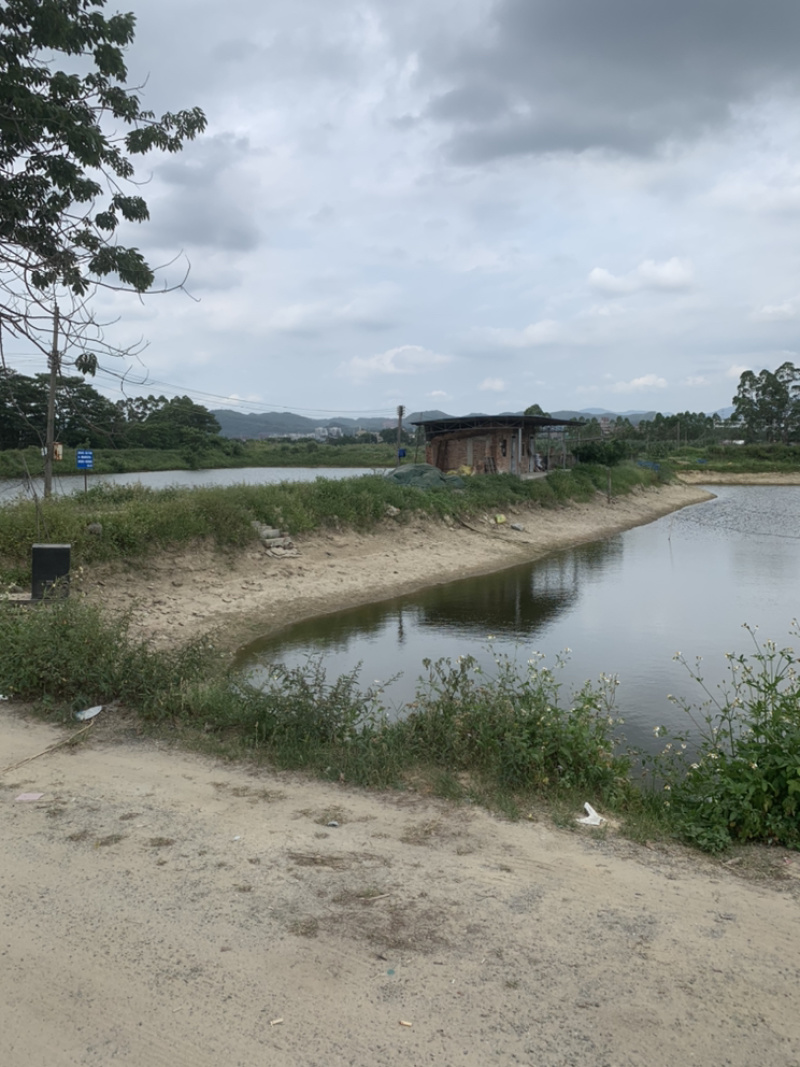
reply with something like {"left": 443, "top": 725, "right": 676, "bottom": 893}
{"left": 0, "top": 367, "right": 47, "bottom": 448}
{"left": 638, "top": 410, "right": 719, "bottom": 445}
{"left": 524, "top": 403, "right": 551, "bottom": 417}
{"left": 126, "top": 396, "right": 221, "bottom": 450}
{"left": 55, "top": 375, "right": 122, "bottom": 446}
{"left": 732, "top": 363, "right": 800, "bottom": 443}
{"left": 0, "top": 0, "right": 206, "bottom": 353}
{"left": 0, "top": 366, "right": 124, "bottom": 448}
{"left": 571, "top": 438, "right": 627, "bottom": 465}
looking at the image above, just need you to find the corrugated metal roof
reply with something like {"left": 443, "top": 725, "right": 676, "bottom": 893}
{"left": 411, "top": 414, "right": 582, "bottom": 436}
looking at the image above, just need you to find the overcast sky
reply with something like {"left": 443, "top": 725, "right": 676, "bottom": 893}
{"left": 66, "top": 1, "right": 800, "bottom": 416}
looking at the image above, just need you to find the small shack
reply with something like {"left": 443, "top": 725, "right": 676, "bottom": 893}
{"left": 412, "top": 413, "right": 581, "bottom": 476}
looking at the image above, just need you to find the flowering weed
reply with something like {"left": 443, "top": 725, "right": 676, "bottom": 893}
{"left": 648, "top": 625, "right": 800, "bottom": 853}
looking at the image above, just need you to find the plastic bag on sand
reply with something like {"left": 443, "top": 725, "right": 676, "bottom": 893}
{"left": 74, "top": 705, "right": 103, "bottom": 722}
{"left": 577, "top": 802, "right": 604, "bottom": 826}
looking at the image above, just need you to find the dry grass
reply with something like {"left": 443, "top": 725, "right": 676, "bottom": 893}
{"left": 95, "top": 833, "right": 125, "bottom": 847}
{"left": 287, "top": 917, "right": 320, "bottom": 938}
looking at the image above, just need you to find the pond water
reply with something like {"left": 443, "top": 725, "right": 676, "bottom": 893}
{"left": 235, "top": 486, "right": 800, "bottom": 755}
{"left": 0, "top": 466, "right": 376, "bottom": 503}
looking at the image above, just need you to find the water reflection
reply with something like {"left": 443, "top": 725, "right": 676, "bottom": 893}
{"left": 236, "top": 486, "right": 800, "bottom": 755}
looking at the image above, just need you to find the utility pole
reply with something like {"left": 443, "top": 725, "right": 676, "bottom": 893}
{"left": 397, "top": 404, "right": 405, "bottom": 463}
{"left": 43, "top": 304, "right": 60, "bottom": 499}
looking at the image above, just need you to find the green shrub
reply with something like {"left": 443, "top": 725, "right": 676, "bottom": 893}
{"left": 397, "top": 651, "right": 632, "bottom": 803}
{"left": 648, "top": 626, "right": 800, "bottom": 852}
{"left": 571, "top": 439, "right": 628, "bottom": 465}
{"left": 0, "top": 598, "right": 225, "bottom": 717}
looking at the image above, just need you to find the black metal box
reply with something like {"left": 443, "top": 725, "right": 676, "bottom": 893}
{"left": 31, "top": 543, "right": 71, "bottom": 600}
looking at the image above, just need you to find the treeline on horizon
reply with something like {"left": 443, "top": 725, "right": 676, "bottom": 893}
{"left": 0, "top": 369, "right": 225, "bottom": 452}
{"left": 2, "top": 360, "right": 799, "bottom": 455}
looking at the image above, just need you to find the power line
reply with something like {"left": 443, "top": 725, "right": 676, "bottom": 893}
{"left": 90, "top": 366, "right": 397, "bottom": 417}
{"left": 3, "top": 354, "right": 399, "bottom": 418}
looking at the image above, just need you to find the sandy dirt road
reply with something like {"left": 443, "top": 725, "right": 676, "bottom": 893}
{"left": 2, "top": 711, "right": 800, "bottom": 1067}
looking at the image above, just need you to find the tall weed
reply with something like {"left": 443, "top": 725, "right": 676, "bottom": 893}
{"left": 397, "top": 651, "right": 632, "bottom": 802}
{"left": 646, "top": 626, "right": 800, "bottom": 852}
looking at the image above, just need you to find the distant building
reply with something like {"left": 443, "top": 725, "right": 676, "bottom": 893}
{"left": 412, "top": 413, "right": 582, "bottom": 475}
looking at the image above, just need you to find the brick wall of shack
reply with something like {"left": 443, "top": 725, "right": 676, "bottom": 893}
{"left": 426, "top": 430, "right": 524, "bottom": 474}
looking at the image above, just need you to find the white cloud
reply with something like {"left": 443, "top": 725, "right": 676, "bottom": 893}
{"left": 751, "top": 297, "right": 800, "bottom": 322}
{"left": 577, "top": 303, "right": 625, "bottom": 319}
{"left": 339, "top": 344, "right": 453, "bottom": 382}
{"left": 481, "top": 319, "right": 563, "bottom": 348}
{"left": 684, "top": 376, "right": 709, "bottom": 387}
{"left": 727, "top": 363, "right": 750, "bottom": 379}
{"left": 268, "top": 285, "right": 399, "bottom": 333}
{"left": 427, "top": 389, "right": 449, "bottom": 398}
{"left": 479, "top": 377, "right": 506, "bottom": 392}
{"left": 609, "top": 374, "right": 668, "bottom": 394}
{"left": 268, "top": 302, "right": 328, "bottom": 332}
{"left": 588, "top": 258, "right": 694, "bottom": 297}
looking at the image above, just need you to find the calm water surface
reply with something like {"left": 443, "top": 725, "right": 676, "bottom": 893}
{"left": 0, "top": 466, "right": 376, "bottom": 502}
{"left": 236, "top": 486, "right": 800, "bottom": 754}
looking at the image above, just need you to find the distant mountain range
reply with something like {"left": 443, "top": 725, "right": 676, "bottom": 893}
{"left": 210, "top": 406, "right": 736, "bottom": 438}
{"left": 210, "top": 409, "right": 397, "bottom": 438}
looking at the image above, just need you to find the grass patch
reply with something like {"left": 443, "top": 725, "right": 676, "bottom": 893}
{"left": 0, "top": 463, "right": 660, "bottom": 583}
{"left": 665, "top": 442, "right": 800, "bottom": 473}
{"left": 16, "top": 569, "right": 798, "bottom": 859}
{"left": 0, "top": 597, "right": 637, "bottom": 826}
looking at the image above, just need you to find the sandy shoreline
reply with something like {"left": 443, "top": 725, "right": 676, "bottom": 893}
{"left": 677, "top": 469, "right": 800, "bottom": 484}
{"left": 75, "top": 481, "right": 714, "bottom": 650}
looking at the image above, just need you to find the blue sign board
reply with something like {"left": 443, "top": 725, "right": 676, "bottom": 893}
{"left": 76, "top": 449, "right": 94, "bottom": 470}
{"left": 398, "top": 448, "right": 407, "bottom": 458}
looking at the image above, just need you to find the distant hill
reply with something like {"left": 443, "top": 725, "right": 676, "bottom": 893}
{"left": 550, "top": 409, "right": 659, "bottom": 426}
{"left": 211, "top": 404, "right": 736, "bottom": 439}
{"left": 210, "top": 409, "right": 399, "bottom": 438}
{"left": 407, "top": 409, "right": 452, "bottom": 423}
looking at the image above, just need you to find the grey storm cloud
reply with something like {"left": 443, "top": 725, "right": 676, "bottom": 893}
{"left": 151, "top": 135, "right": 263, "bottom": 253}
{"left": 418, "top": 0, "right": 800, "bottom": 160}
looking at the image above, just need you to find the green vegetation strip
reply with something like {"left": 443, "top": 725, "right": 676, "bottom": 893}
{"left": 2, "top": 597, "right": 798, "bottom": 854}
{"left": 0, "top": 463, "right": 663, "bottom": 581}
{"left": 0, "top": 440, "right": 401, "bottom": 479}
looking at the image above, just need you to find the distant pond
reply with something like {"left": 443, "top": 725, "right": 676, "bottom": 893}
{"left": 235, "top": 486, "right": 800, "bottom": 756}
{"left": 0, "top": 466, "right": 376, "bottom": 504}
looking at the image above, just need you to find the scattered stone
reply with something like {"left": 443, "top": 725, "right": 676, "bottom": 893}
{"left": 384, "top": 504, "right": 401, "bottom": 519}
{"left": 86, "top": 522, "right": 103, "bottom": 537}
{"left": 250, "top": 521, "right": 282, "bottom": 541}
{"left": 510, "top": 522, "right": 525, "bottom": 532}
{"left": 494, "top": 513, "right": 507, "bottom": 525}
